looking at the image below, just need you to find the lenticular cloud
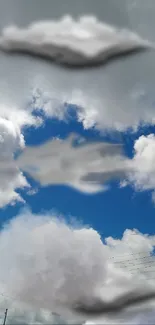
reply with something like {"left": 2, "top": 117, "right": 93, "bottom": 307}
{"left": 0, "top": 15, "right": 152, "bottom": 67}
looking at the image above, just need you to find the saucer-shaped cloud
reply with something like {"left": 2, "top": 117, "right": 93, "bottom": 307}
{"left": 0, "top": 16, "right": 152, "bottom": 67}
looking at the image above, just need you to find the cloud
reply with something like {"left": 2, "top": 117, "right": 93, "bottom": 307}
{"left": 1, "top": 115, "right": 155, "bottom": 206}
{"left": 28, "top": 57, "right": 155, "bottom": 132}
{"left": 0, "top": 14, "right": 154, "bottom": 133}
{"left": 0, "top": 211, "right": 155, "bottom": 324}
{"left": 1, "top": 4, "right": 155, "bottom": 134}
{"left": 0, "top": 210, "right": 108, "bottom": 323}
{"left": 0, "top": 113, "right": 41, "bottom": 207}
{"left": 0, "top": 31, "right": 155, "bottom": 134}
{"left": 0, "top": 89, "right": 48, "bottom": 208}
{"left": 16, "top": 133, "right": 130, "bottom": 193}
{"left": 20, "top": 131, "right": 155, "bottom": 200}
{"left": 125, "top": 134, "right": 155, "bottom": 199}
{"left": 0, "top": 117, "right": 29, "bottom": 207}
{"left": 0, "top": 82, "right": 43, "bottom": 208}
{"left": 0, "top": 16, "right": 152, "bottom": 67}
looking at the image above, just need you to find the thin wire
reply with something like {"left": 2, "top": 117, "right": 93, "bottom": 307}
{"left": 109, "top": 250, "right": 155, "bottom": 260}
{"left": 112, "top": 255, "right": 155, "bottom": 265}
{"left": 108, "top": 252, "right": 155, "bottom": 262}
{"left": 118, "top": 259, "right": 155, "bottom": 268}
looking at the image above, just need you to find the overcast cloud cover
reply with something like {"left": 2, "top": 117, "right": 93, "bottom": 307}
{"left": 0, "top": 0, "right": 155, "bottom": 324}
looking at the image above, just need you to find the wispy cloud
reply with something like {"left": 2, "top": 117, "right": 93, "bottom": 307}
{"left": 17, "top": 133, "right": 130, "bottom": 193}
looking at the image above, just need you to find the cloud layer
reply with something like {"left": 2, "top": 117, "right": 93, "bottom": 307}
{"left": 0, "top": 211, "right": 155, "bottom": 324}
{"left": 0, "top": 16, "right": 152, "bottom": 67}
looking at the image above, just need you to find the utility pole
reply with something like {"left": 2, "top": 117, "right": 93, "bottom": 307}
{"left": 3, "top": 309, "right": 8, "bottom": 325}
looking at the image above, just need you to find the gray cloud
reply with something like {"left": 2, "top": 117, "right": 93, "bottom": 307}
{"left": 0, "top": 211, "right": 108, "bottom": 322}
{"left": 0, "top": 0, "right": 155, "bottom": 133}
{"left": 0, "top": 16, "right": 152, "bottom": 67}
{"left": 0, "top": 212, "right": 155, "bottom": 324}
{"left": 72, "top": 290, "right": 155, "bottom": 318}
{"left": 81, "top": 170, "right": 126, "bottom": 184}
{"left": 16, "top": 134, "right": 130, "bottom": 193}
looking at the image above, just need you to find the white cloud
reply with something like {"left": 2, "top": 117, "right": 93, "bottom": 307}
{"left": 0, "top": 211, "right": 155, "bottom": 324}
{"left": 0, "top": 210, "right": 107, "bottom": 323}
{"left": 16, "top": 133, "right": 130, "bottom": 193}
{"left": 0, "top": 82, "right": 43, "bottom": 208}
{"left": 0, "top": 117, "right": 29, "bottom": 207}
{"left": 27, "top": 56, "right": 155, "bottom": 132}
{"left": 126, "top": 134, "right": 155, "bottom": 197}
{"left": 0, "top": 16, "right": 152, "bottom": 67}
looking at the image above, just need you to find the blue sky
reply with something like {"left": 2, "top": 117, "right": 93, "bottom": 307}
{"left": 1, "top": 111, "right": 155, "bottom": 240}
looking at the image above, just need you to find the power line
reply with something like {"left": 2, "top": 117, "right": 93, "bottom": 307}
{"left": 109, "top": 251, "right": 155, "bottom": 260}
{"left": 118, "top": 262, "right": 155, "bottom": 270}
{"left": 112, "top": 255, "right": 155, "bottom": 265}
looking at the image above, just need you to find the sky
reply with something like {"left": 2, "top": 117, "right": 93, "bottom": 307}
{"left": 1, "top": 1, "right": 155, "bottom": 324}
{"left": 2, "top": 117, "right": 155, "bottom": 239}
